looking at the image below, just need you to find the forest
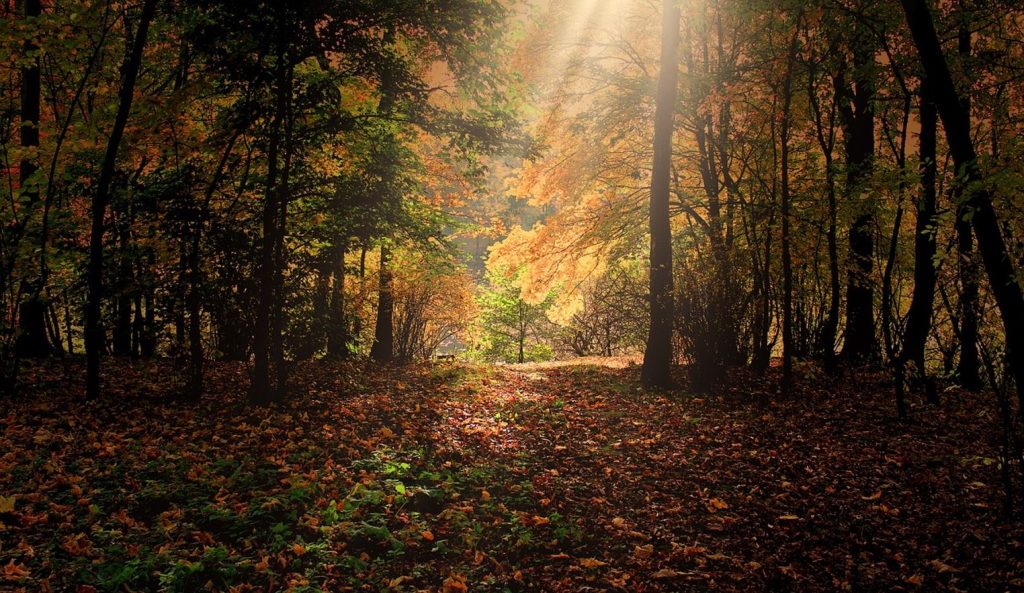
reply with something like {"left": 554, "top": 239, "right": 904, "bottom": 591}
{"left": 1, "top": 0, "right": 1023, "bottom": 591}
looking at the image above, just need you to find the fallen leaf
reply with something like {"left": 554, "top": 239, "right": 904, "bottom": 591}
{"left": 3, "top": 560, "right": 29, "bottom": 581}
{"left": 442, "top": 573, "right": 468, "bottom": 593}
{"left": 580, "top": 557, "right": 607, "bottom": 568}
{"left": 651, "top": 568, "right": 684, "bottom": 579}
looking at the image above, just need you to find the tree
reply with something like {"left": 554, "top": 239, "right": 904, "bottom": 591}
{"left": 13, "top": 0, "right": 49, "bottom": 359}
{"left": 478, "top": 267, "right": 555, "bottom": 364}
{"left": 641, "top": 0, "right": 680, "bottom": 389}
{"left": 85, "top": 0, "right": 157, "bottom": 400}
{"left": 900, "top": 0, "right": 1024, "bottom": 406}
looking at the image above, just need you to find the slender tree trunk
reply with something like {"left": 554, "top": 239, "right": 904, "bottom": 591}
{"left": 370, "top": 243, "right": 394, "bottom": 363}
{"left": 113, "top": 221, "right": 133, "bottom": 356}
{"left": 14, "top": 0, "right": 50, "bottom": 358}
{"left": 84, "top": 0, "right": 156, "bottom": 400}
{"left": 641, "top": 0, "right": 680, "bottom": 389}
{"left": 900, "top": 77, "right": 938, "bottom": 394}
{"left": 954, "top": 18, "right": 981, "bottom": 390}
{"left": 807, "top": 59, "right": 840, "bottom": 371}
{"left": 251, "top": 45, "right": 289, "bottom": 405}
{"left": 141, "top": 278, "right": 155, "bottom": 357}
{"left": 901, "top": 0, "right": 1024, "bottom": 407}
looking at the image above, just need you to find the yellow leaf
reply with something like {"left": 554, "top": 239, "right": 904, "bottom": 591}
{"left": 708, "top": 498, "right": 728, "bottom": 510}
{"left": 480, "top": 490, "right": 491, "bottom": 501}
{"left": 0, "top": 495, "right": 14, "bottom": 514}
{"left": 389, "top": 576, "right": 411, "bottom": 588}
{"left": 579, "top": 557, "right": 606, "bottom": 568}
{"left": 633, "top": 544, "right": 654, "bottom": 560}
{"left": 380, "top": 427, "right": 395, "bottom": 438}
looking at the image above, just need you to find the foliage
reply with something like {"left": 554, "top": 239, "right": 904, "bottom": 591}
{"left": 476, "top": 266, "right": 557, "bottom": 364}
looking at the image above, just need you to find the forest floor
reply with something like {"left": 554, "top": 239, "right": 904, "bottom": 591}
{"left": 1, "top": 358, "right": 1023, "bottom": 593}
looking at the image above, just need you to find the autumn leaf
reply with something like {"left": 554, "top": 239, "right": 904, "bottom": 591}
{"left": 2, "top": 560, "right": 29, "bottom": 581}
{"left": 442, "top": 573, "right": 468, "bottom": 593}
{"left": 0, "top": 495, "right": 15, "bottom": 513}
{"left": 651, "top": 568, "right": 684, "bottom": 579}
{"left": 420, "top": 530, "right": 435, "bottom": 541}
{"left": 579, "top": 557, "right": 607, "bottom": 568}
{"left": 928, "top": 559, "right": 959, "bottom": 574}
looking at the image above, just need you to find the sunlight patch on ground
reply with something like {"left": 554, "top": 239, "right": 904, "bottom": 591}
{"left": 503, "top": 355, "right": 642, "bottom": 371}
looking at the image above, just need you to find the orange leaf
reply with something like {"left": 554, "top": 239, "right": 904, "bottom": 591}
{"left": 3, "top": 560, "right": 29, "bottom": 581}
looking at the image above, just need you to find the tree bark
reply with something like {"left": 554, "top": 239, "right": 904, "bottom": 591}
{"left": 838, "top": 35, "right": 879, "bottom": 364}
{"left": 899, "top": 77, "right": 938, "bottom": 386}
{"left": 370, "top": 243, "right": 394, "bottom": 363}
{"left": 251, "top": 42, "right": 290, "bottom": 405}
{"left": 84, "top": 0, "right": 157, "bottom": 399}
{"left": 901, "top": 0, "right": 1024, "bottom": 406}
{"left": 953, "top": 18, "right": 981, "bottom": 390}
{"left": 641, "top": 0, "right": 680, "bottom": 389}
{"left": 14, "top": 0, "right": 50, "bottom": 358}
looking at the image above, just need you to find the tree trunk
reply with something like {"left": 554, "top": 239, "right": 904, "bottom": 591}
{"left": 839, "top": 36, "right": 879, "bottom": 365}
{"left": 953, "top": 18, "right": 981, "bottom": 390}
{"left": 14, "top": 0, "right": 50, "bottom": 358}
{"left": 641, "top": 0, "right": 680, "bottom": 389}
{"left": 370, "top": 243, "right": 394, "bottom": 363}
{"left": 901, "top": 0, "right": 1024, "bottom": 406}
{"left": 84, "top": 0, "right": 156, "bottom": 400}
{"left": 251, "top": 45, "right": 289, "bottom": 405}
{"left": 899, "top": 77, "right": 938, "bottom": 389}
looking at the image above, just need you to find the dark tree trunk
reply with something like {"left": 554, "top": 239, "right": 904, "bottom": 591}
{"left": 84, "top": 0, "right": 156, "bottom": 399}
{"left": 641, "top": 0, "right": 680, "bottom": 389}
{"left": 370, "top": 243, "right": 394, "bottom": 363}
{"left": 901, "top": 0, "right": 1024, "bottom": 406}
{"left": 14, "top": 0, "right": 50, "bottom": 358}
{"left": 808, "top": 59, "right": 840, "bottom": 372}
{"left": 839, "top": 37, "right": 879, "bottom": 364}
{"left": 954, "top": 18, "right": 982, "bottom": 390}
{"left": 900, "top": 78, "right": 938, "bottom": 387}
{"left": 141, "top": 279, "right": 156, "bottom": 358}
{"left": 251, "top": 46, "right": 290, "bottom": 405}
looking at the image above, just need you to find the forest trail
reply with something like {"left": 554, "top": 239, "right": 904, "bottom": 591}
{"left": 1, "top": 360, "right": 1021, "bottom": 592}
